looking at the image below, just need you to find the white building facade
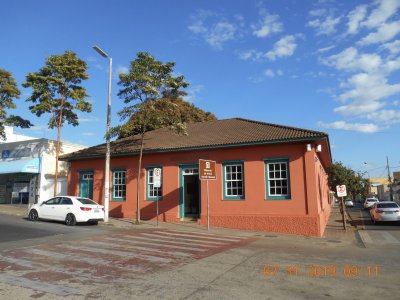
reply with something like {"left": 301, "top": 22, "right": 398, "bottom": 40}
{"left": 0, "top": 137, "right": 86, "bottom": 205}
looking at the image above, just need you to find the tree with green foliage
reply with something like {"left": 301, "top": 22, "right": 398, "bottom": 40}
{"left": 327, "top": 161, "right": 369, "bottom": 199}
{"left": 114, "top": 52, "right": 189, "bottom": 223}
{"left": 0, "top": 69, "right": 33, "bottom": 140}
{"left": 23, "top": 51, "right": 91, "bottom": 196}
{"left": 115, "top": 97, "right": 217, "bottom": 138}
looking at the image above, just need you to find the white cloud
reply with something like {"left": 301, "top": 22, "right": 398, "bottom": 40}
{"left": 322, "top": 45, "right": 400, "bottom": 126}
{"left": 116, "top": 65, "right": 129, "bottom": 75}
{"left": 308, "top": 15, "right": 342, "bottom": 35}
{"left": 362, "top": 0, "right": 400, "bottom": 28}
{"left": 264, "top": 69, "right": 284, "bottom": 77}
{"left": 78, "top": 115, "right": 100, "bottom": 123}
{"left": 367, "top": 109, "right": 400, "bottom": 124}
{"left": 380, "top": 40, "right": 400, "bottom": 55}
{"left": 264, "top": 69, "right": 275, "bottom": 78}
{"left": 359, "top": 20, "right": 400, "bottom": 45}
{"left": 316, "top": 45, "right": 335, "bottom": 53}
{"left": 318, "top": 121, "right": 381, "bottom": 133}
{"left": 95, "top": 64, "right": 104, "bottom": 71}
{"left": 82, "top": 132, "right": 95, "bottom": 136}
{"left": 324, "top": 47, "right": 382, "bottom": 73}
{"left": 188, "top": 10, "right": 242, "bottom": 50}
{"left": 252, "top": 13, "right": 283, "bottom": 38}
{"left": 347, "top": 5, "right": 368, "bottom": 34}
{"left": 87, "top": 56, "right": 98, "bottom": 62}
{"left": 206, "top": 21, "right": 236, "bottom": 48}
{"left": 309, "top": 9, "right": 327, "bottom": 17}
{"left": 335, "top": 72, "right": 400, "bottom": 116}
{"left": 238, "top": 49, "right": 263, "bottom": 61}
{"left": 265, "top": 35, "right": 298, "bottom": 60}
{"left": 183, "top": 85, "right": 204, "bottom": 103}
{"left": 334, "top": 100, "right": 385, "bottom": 116}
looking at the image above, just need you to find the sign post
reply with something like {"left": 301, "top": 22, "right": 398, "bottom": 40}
{"left": 153, "top": 168, "right": 162, "bottom": 226}
{"left": 199, "top": 159, "right": 217, "bottom": 231}
{"left": 336, "top": 185, "right": 347, "bottom": 232}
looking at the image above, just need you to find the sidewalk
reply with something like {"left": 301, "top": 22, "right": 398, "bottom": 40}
{"left": 0, "top": 204, "right": 357, "bottom": 243}
{"left": 323, "top": 203, "right": 358, "bottom": 244}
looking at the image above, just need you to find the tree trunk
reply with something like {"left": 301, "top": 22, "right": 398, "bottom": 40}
{"left": 54, "top": 123, "right": 61, "bottom": 197}
{"left": 135, "top": 132, "right": 145, "bottom": 224}
{"left": 53, "top": 99, "right": 64, "bottom": 197}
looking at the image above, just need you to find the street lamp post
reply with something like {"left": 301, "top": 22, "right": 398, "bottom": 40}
{"left": 93, "top": 45, "right": 112, "bottom": 223}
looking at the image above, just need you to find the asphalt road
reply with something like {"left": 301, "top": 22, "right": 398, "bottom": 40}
{"left": 0, "top": 213, "right": 119, "bottom": 251}
{"left": 346, "top": 202, "right": 400, "bottom": 230}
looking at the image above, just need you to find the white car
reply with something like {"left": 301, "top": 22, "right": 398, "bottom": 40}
{"left": 345, "top": 200, "right": 354, "bottom": 207}
{"left": 28, "top": 196, "right": 104, "bottom": 226}
{"left": 370, "top": 202, "right": 400, "bottom": 223}
{"left": 364, "top": 198, "right": 379, "bottom": 209}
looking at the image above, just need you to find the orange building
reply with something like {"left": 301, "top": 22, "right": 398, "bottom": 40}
{"left": 61, "top": 118, "right": 332, "bottom": 237}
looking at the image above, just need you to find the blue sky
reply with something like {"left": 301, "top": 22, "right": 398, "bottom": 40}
{"left": 1, "top": 0, "right": 399, "bottom": 177}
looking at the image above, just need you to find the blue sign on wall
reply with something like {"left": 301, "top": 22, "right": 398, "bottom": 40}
{"left": 2, "top": 150, "right": 10, "bottom": 159}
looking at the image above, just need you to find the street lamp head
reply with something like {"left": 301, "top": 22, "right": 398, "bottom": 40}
{"left": 92, "top": 45, "right": 109, "bottom": 58}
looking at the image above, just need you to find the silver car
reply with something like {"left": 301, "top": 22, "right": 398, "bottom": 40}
{"left": 370, "top": 202, "right": 400, "bottom": 223}
{"left": 364, "top": 198, "right": 379, "bottom": 209}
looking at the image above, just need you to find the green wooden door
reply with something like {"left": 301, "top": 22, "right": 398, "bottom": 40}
{"left": 79, "top": 172, "right": 93, "bottom": 199}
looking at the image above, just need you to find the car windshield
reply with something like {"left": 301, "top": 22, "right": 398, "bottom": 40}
{"left": 77, "top": 198, "right": 98, "bottom": 205}
{"left": 377, "top": 203, "right": 399, "bottom": 208}
{"left": 367, "top": 199, "right": 378, "bottom": 202}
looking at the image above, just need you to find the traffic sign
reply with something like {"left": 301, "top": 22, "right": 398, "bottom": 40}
{"left": 336, "top": 185, "right": 347, "bottom": 197}
{"left": 199, "top": 159, "right": 217, "bottom": 180}
{"left": 153, "top": 168, "right": 162, "bottom": 188}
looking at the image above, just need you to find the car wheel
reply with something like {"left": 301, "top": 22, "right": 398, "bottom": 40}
{"left": 28, "top": 209, "right": 39, "bottom": 221}
{"left": 65, "top": 213, "right": 76, "bottom": 226}
{"left": 89, "top": 220, "right": 99, "bottom": 225}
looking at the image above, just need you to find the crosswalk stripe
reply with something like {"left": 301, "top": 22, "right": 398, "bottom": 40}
{"left": 62, "top": 244, "right": 174, "bottom": 263}
{"left": 104, "top": 237, "right": 209, "bottom": 252}
{"left": 153, "top": 230, "right": 241, "bottom": 242}
{"left": 0, "top": 256, "right": 37, "bottom": 268}
{"left": 82, "top": 240, "right": 193, "bottom": 257}
{"left": 166, "top": 230, "right": 245, "bottom": 241}
{"left": 144, "top": 232, "right": 229, "bottom": 245}
{"left": 381, "top": 232, "right": 400, "bottom": 244}
{"left": 359, "top": 231, "right": 373, "bottom": 244}
{"left": 28, "top": 248, "right": 115, "bottom": 266}
{"left": 138, "top": 233, "right": 223, "bottom": 246}
{"left": 0, "top": 274, "right": 81, "bottom": 297}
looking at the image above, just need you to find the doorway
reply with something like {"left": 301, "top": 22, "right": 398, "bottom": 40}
{"left": 180, "top": 166, "right": 200, "bottom": 219}
{"left": 79, "top": 171, "right": 93, "bottom": 199}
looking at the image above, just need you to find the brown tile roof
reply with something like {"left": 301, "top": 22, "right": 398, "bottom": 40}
{"left": 60, "top": 118, "right": 329, "bottom": 161}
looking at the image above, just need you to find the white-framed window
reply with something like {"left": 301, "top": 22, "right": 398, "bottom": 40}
{"left": 265, "top": 159, "right": 291, "bottom": 200}
{"left": 112, "top": 169, "right": 126, "bottom": 200}
{"left": 223, "top": 162, "right": 244, "bottom": 200}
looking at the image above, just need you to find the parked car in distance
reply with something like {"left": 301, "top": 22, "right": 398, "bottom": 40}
{"left": 28, "top": 196, "right": 104, "bottom": 226}
{"left": 364, "top": 198, "right": 379, "bottom": 209}
{"left": 345, "top": 200, "right": 354, "bottom": 207}
{"left": 370, "top": 202, "right": 400, "bottom": 223}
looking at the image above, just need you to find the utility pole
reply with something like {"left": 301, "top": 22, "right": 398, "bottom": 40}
{"left": 387, "top": 156, "right": 394, "bottom": 201}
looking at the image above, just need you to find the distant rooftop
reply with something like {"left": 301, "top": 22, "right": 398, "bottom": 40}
{"left": 0, "top": 126, "right": 38, "bottom": 143}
